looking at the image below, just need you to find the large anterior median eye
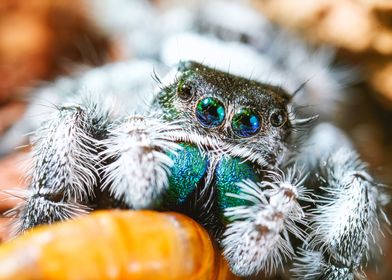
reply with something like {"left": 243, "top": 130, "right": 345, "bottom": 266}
{"left": 231, "top": 108, "right": 261, "bottom": 137}
{"left": 195, "top": 97, "right": 225, "bottom": 128}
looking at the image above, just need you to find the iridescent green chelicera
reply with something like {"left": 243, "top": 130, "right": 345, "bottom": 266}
{"left": 165, "top": 144, "right": 261, "bottom": 224}
{"left": 165, "top": 143, "right": 208, "bottom": 206}
{"left": 214, "top": 156, "right": 261, "bottom": 222}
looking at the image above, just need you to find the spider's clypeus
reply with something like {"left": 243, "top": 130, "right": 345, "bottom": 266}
{"left": 8, "top": 60, "right": 389, "bottom": 279}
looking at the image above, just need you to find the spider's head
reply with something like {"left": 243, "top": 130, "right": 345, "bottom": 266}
{"left": 153, "top": 61, "right": 293, "bottom": 168}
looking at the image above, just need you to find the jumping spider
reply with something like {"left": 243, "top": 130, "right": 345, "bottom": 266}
{"left": 9, "top": 61, "right": 389, "bottom": 279}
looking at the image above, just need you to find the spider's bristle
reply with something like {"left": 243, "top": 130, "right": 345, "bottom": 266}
{"left": 291, "top": 248, "right": 324, "bottom": 280}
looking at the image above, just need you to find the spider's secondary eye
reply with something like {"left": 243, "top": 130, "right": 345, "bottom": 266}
{"left": 269, "top": 109, "right": 287, "bottom": 127}
{"left": 177, "top": 80, "right": 194, "bottom": 100}
{"left": 195, "top": 97, "right": 225, "bottom": 128}
{"left": 231, "top": 108, "right": 261, "bottom": 137}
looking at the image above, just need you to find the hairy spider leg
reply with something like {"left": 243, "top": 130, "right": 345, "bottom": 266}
{"left": 292, "top": 123, "right": 389, "bottom": 280}
{"left": 8, "top": 96, "right": 111, "bottom": 233}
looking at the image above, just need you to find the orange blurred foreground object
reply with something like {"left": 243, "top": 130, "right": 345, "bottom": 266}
{"left": 0, "top": 210, "right": 237, "bottom": 280}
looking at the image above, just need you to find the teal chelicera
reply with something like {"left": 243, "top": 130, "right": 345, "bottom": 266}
{"left": 165, "top": 143, "right": 208, "bottom": 206}
{"left": 164, "top": 142, "right": 261, "bottom": 224}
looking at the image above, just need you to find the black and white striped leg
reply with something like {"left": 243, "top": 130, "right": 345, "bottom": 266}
{"left": 292, "top": 123, "right": 390, "bottom": 280}
{"left": 8, "top": 96, "right": 111, "bottom": 234}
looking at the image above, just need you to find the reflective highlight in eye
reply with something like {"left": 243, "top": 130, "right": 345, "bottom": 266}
{"left": 269, "top": 109, "right": 287, "bottom": 127}
{"left": 232, "top": 108, "right": 261, "bottom": 137}
{"left": 195, "top": 97, "right": 225, "bottom": 128}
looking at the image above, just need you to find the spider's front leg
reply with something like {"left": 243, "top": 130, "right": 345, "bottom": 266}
{"left": 10, "top": 97, "right": 111, "bottom": 233}
{"left": 293, "top": 123, "right": 390, "bottom": 280}
{"left": 100, "top": 116, "right": 181, "bottom": 209}
{"left": 221, "top": 168, "right": 308, "bottom": 277}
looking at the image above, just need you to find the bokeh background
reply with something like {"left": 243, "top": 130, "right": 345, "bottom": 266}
{"left": 0, "top": 0, "right": 392, "bottom": 279}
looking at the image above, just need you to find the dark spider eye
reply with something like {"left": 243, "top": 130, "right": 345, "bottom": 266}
{"left": 231, "top": 108, "right": 261, "bottom": 137}
{"left": 195, "top": 97, "right": 225, "bottom": 128}
{"left": 269, "top": 109, "right": 287, "bottom": 127}
{"left": 177, "top": 80, "right": 194, "bottom": 100}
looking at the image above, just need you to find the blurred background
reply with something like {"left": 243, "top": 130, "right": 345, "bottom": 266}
{"left": 0, "top": 0, "right": 392, "bottom": 279}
